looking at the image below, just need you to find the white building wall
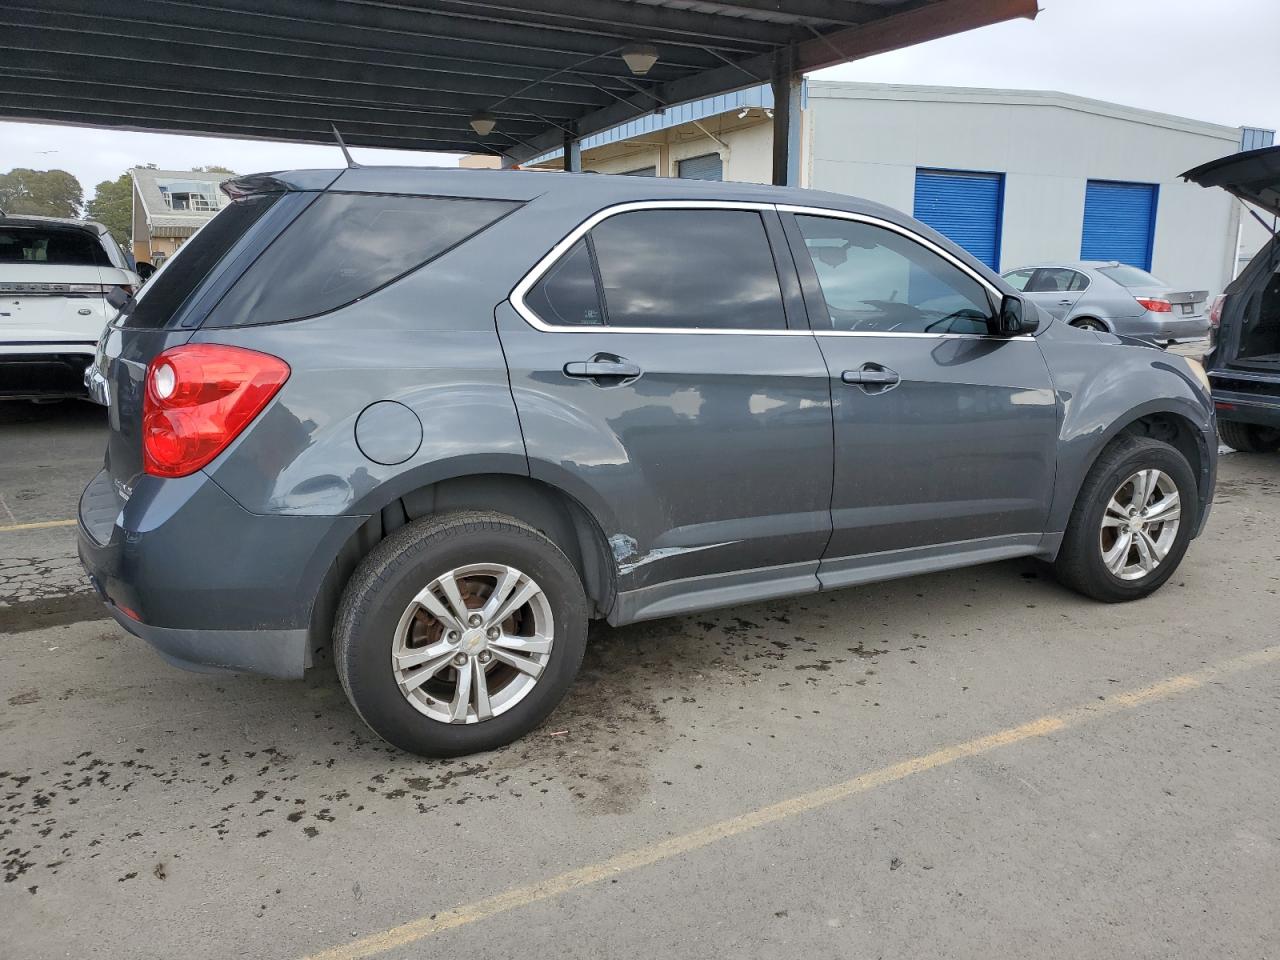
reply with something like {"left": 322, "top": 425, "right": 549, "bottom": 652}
{"left": 806, "top": 83, "right": 1248, "bottom": 295}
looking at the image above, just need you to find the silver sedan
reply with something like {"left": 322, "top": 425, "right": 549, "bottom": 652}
{"left": 1002, "top": 261, "right": 1209, "bottom": 343}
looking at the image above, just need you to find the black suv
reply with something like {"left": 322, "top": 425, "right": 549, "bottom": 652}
{"left": 1185, "top": 144, "right": 1280, "bottom": 452}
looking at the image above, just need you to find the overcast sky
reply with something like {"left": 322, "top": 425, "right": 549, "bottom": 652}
{"left": 1, "top": 0, "right": 1276, "bottom": 201}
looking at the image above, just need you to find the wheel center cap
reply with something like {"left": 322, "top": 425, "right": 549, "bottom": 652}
{"left": 459, "top": 629, "right": 487, "bottom": 655}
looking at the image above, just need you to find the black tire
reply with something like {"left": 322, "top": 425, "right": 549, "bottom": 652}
{"left": 1053, "top": 435, "right": 1197, "bottom": 603}
{"left": 1070, "top": 317, "right": 1107, "bottom": 332}
{"left": 1219, "top": 419, "right": 1280, "bottom": 453}
{"left": 334, "top": 511, "right": 588, "bottom": 758}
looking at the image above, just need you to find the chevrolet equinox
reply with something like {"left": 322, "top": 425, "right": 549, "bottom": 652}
{"left": 79, "top": 168, "right": 1217, "bottom": 757}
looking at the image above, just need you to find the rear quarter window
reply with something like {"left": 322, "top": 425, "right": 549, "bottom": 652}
{"left": 120, "top": 193, "right": 280, "bottom": 328}
{"left": 206, "top": 193, "right": 519, "bottom": 327}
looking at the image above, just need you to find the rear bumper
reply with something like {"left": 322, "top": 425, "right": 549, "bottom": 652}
{"left": 1111, "top": 315, "right": 1210, "bottom": 343}
{"left": 92, "top": 598, "right": 309, "bottom": 679}
{"left": 0, "top": 344, "right": 95, "bottom": 399}
{"left": 77, "top": 468, "right": 366, "bottom": 679}
{"left": 1212, "top": 391, "right": 1280, "bottom": 428}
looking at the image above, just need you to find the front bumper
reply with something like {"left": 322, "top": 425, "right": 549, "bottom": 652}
{"left": 77, "top": 468, "right": 365, "bottom": 679}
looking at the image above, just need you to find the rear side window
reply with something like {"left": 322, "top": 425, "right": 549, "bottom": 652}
{"left": 0, "top": 227, "right": 110, "bottom": 266}
{"left": 120, "top": 194, "right": 279, "bottom": 328}
{"left": 210, "top": 194, "right": 518, "bottom": 327}
{"left": 521, "top": 208, "right": 786, "bottom": 331}
{"left": 592, "top": 209, "right": 784, "bottom": 329}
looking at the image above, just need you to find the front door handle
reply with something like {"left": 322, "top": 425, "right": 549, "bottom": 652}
{"left": 841, "top": 366, "right": 900, "bottom": 386}
{"left": 564, "top": 358, "right": 642, "bottom": 379}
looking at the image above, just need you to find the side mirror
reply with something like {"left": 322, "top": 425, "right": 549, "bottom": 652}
{"left": 994, "top": 294, "right": 1038, "bottom": 336}
{"left": 105, "top": 285, "right": 132, "bottom": 311}
{"left": 135, "top": 261, "right": 156, "bottom": 280}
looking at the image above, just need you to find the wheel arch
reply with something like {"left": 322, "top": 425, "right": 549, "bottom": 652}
{"left": 1069, "top": 315, "right": 1111, "bottom": 332}
{"left": 307, "top": 471, "right": 618, "bottom": 662}
{"left": 1047, "top": 397, "right": 1213, "bottom": 551}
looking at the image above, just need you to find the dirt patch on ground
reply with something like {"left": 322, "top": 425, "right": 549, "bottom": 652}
{"left": 0, "top": 592, "right": 108, "bottom": 634}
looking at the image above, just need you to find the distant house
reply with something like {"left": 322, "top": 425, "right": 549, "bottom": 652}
{"left": 130, "top": 168, "right": 231, "bottom": 266}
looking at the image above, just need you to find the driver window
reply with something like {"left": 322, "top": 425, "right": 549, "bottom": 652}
{"left": 795, "top": 214, "right": 994, "bottom": 335}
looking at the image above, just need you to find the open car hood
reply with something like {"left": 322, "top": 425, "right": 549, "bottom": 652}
{"left": 1182, "top": 144, "right": 1280, "bottom": 219}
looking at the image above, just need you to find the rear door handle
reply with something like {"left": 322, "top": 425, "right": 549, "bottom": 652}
{"left": 564, "top": 359, "right": 642, "bottom": 379}
{"left": 841, "top": 367, "right": 899, "bottom": 386}
{"left": 1058, "top": 298, "right": 1074, "bottom": 305}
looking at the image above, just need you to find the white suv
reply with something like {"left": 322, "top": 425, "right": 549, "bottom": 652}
{"left": 0, "top": 214, "right": 140, "bottom": 400}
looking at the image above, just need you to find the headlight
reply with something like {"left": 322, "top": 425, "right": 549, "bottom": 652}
{"left": 1183, "top": 356, "right": 1211, "bottom": 394}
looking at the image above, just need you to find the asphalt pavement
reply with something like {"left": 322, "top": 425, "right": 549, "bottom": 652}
{"left": 2, "top": 397, "right": 1277, "bottom": 960}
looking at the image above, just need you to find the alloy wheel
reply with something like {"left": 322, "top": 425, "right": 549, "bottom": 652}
{"left": 1098, "top": 469, "right": 1181, "bottom": 581}
{"left": 390, "top": 563, "right": 554, "bottom": 724}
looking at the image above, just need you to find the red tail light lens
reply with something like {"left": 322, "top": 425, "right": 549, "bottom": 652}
{"left": 143, "top": 344, "right": 289, "bottom": 478}
{"left": 1207, "top": 294, "right": 1226, "bottom": 328}
{"left": 1135, "top": 297, "right": 1172, "bottom": 313}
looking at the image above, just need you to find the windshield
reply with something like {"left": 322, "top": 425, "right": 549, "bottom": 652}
{"left": 1098, "top": 264, "right": 1163, "bottom": 288}
{"left": 0, "top": 226, "right": 111, "bottom": 266}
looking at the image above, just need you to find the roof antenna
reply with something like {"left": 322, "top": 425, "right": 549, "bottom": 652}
{"left": 331, "top": 124, "right": 360, "bottom": 168}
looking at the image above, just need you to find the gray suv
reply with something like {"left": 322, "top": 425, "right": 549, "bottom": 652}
{"left": 78, "top": 168, "right": 1217, "bottom": 757}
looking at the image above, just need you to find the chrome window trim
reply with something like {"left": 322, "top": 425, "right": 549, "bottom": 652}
{"left": 509, "top": 199, "right": 1030, "bottom": 340}
{"left": 509, "top": 200, "right": 806, "bottom": 336}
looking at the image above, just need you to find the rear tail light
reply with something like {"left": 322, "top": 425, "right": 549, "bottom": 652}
{"left": 1135, "top": 297, "right": 1172, "bottom": 313}
{"left": 1207, "top": 294, "right": 1226, "bottom": 328}
{"left": 143, "top": 344, "right": 290, "bottom": 478}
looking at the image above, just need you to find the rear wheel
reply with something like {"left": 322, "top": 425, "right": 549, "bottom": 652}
{"left": 1070, "top": 317, "right": 1107, "bottom": 332}
{"left": 1219, "top": 419, "right": 1280, "bottom": 453}
{"left": 1053, "top": 435, "right": 1196, "bottom": 602}
{"left": 334, "top": 511, "right": 588, "bottom": 757}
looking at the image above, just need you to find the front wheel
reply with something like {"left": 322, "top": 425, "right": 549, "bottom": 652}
{"left": 334, "top": 511, "right": 588, "bottom": 757}
{"left": 1219, "top": 419, "right": 1280, "bottom": 453}
{"left": 1053, "top": 435, "right": 1196, "bottom": 602}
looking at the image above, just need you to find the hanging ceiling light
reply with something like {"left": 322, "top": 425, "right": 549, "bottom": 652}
{"left": 469, "top": 111, "right": 496, "bottom": 136}
{"left": 620, "top": 43, "right": 659, "bottom": 76}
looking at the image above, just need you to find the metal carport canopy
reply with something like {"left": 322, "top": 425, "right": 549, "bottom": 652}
{"left": 0, "top": 0, "right": 1038, "bottom": 168}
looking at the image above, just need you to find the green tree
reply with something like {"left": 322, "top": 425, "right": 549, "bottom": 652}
{"left": 86, "top": 173, "right": 133, "bottom": 246}
{"left": 0, "top": 168, "right": 84, "bottom": 217}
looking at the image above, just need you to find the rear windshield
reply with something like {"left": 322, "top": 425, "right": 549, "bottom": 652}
{"left": 1098, "top": 264, "right": 1163, "bottom": 288}
{"left": 118, "top": 193, "right": 279, "bottom": 329}
{"left": 206, "top": 193, "right": 519, "bottom": 327}
{"left": 0, "top": 226, "right": 110, "bottom": 266}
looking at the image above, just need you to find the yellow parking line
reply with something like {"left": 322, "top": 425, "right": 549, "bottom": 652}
{"left": 0, "top": 518, "right": 78, "bottom": 533}
{"left": 301, "top": 644, "right": 1280, "bottom": 960}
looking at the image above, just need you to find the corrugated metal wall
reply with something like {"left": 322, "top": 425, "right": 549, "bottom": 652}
{"left": 912, "top": 169, "right": 1004, "bottom": 269}
{"left": 1079, "top": 180, "right": 1158, "bottom": 270}
{"left": 677, "top": 153, "right": 724, "bottom": 181}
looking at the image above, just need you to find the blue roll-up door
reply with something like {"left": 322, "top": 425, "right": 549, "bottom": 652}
{"left": 912, "top": 169, "right": 1004, "bottom": 270}
{"left": 677, "top": 153, "right": 723, "bottom": 181}
{"left": 1080, "top": 180, "right": 1158, "bottom": 270}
